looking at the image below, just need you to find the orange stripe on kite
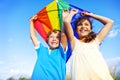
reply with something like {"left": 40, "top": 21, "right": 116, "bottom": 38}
{"left": 37, "top": 7, "right": 52, "bottom": 30}
{"left": 35, "top": 7, "right": 53, "bottom": 41}
{"left": 35, "top": 1, "right": 61, "bottom": 41}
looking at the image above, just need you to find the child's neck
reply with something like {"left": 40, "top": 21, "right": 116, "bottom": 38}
{"left": 79, "top": 37, "right": 86, "bottom": 42}
{"left": 49, "top": 47, "right": 58, "bottom": 50}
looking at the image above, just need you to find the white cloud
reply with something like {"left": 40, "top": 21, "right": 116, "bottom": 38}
{"left": 0, "top": 60, "right": 4, "bottom": 64}
{"left": 108, "top": 29, "right": 120, "bottom": 38}
{"left": 108, "top": 23, "right": 120, "bottom": 38}
{"left": 9, "top": 69, "right": 31, "bottom": 76}
{"left": 8, "top": 38, "right": 13, "bottom": 43}
{"left": 106, "top": 57, "right": 120, "bottom": 66}
{"left": 0, "top": 61, "right": 33, "bottom": 80}
{"left": 0, "top": 69, "right": 31, "bottom": 80}
{"left": 106, "top": 57, "right": 120, "bottom": 76}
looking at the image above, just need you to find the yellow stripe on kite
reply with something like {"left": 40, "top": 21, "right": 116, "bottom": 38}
{"left": 46, "top": 1, "right": 60, "bottom": 30}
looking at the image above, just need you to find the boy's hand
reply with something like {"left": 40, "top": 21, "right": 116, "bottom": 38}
{"left": 29, "top": 15, "right": 38, "bottom": 22}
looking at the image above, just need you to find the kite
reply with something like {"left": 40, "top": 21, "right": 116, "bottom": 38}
{"left": 33, "top": 0, "right": 90, "bottom": 62}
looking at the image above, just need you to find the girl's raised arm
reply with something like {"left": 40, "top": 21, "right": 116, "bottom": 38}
{"left": 82, "top": 12, "right": 114, "bottom": 44}
{"left": 63, "top": 9, "right": 78, "bottom": 50}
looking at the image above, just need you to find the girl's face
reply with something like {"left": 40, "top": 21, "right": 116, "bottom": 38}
{"left": 48, "top": 31, "right": 60, "bottom": 49}
{"left": 76, "top": 19, "right": 92, "bottom": 38}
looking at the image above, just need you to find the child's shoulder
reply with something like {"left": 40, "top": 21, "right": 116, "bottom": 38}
{"left": 94, "top": 37, "right": 100, "bottom": 45}
{"left": 35, "top": 42, "right": 48, "bottom": 50}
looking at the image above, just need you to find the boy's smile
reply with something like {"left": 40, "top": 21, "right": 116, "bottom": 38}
{"left": 48, "top": 31, "right": 60, "bottom": 49}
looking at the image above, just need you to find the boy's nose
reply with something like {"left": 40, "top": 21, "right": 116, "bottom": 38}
{"left": 52, "top": 37, "right": 56, "bottom": 41}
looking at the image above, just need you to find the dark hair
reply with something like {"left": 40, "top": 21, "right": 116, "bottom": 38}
{"left": 75, "top": 17, "right": 96, "bottom": 43}
{"left": 76, "top": 17, "right": 92, "bottom": 29}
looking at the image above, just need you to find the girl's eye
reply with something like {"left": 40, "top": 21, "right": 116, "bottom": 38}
{"left": 79, "top": 23, "right": 82, "bottom": 26}
{"left": 85, "top": 23, "right": 89, "bottom": 26}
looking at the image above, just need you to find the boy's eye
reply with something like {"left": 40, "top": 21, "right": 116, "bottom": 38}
{"left": 49, "top": 36, "right": 53, "bottom": 38}
{"left": 56, "top": 36, "right": 60, "bottom": 39}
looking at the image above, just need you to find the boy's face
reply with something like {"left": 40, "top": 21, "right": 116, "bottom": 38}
{"left": 48, "top": 31, "right": 60, "bottom": 49}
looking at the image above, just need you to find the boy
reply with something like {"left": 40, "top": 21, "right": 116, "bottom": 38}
{"left": 30, "top": 15, "right": 67, "bottom": 80}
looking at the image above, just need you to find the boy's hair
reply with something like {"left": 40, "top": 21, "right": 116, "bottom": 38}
{"left": 75, "top": 17, "right": 96, "bottom": 43}
{"left": 47, "top": 29, "right": 61, "bottom": 38}
{"left": 47, "top": 29, "right": 61, "bottom": 46}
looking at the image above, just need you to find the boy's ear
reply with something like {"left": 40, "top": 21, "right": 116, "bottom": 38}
{"left": 46, "top": 37, "right": 49, "bottom": 43}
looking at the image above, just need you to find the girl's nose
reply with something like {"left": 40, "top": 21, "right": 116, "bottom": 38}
{"left": 81, "top": 26, "right": 84, "bottom": 29}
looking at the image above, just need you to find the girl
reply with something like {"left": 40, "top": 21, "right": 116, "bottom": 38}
{"left": 63, "top": 9, "right": 114, "bottom": 80}
{"left": 30, "top": 15, "right": 67, "bottom": 80}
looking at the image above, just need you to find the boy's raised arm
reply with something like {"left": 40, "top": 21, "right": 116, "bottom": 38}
{"left": 30, "top": 15, "right": 40, "bottom": 47}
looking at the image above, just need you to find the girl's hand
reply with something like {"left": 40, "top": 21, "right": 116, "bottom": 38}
{"left": 81, "top": 11, "right": 93, "bottom": 16}
{"left": 62, "top": 10, "right": 69, "bottom": 21}
{"left": 70, "top": 9, "right": 79, "bottom": 15}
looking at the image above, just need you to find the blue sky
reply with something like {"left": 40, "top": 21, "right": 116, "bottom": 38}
{"left": 0, "top": 0, "right": 120, "bottom": 79}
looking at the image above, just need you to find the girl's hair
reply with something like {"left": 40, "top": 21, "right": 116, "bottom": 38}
{"left": 75, "top": 17, "right": 96, "bottom": 43}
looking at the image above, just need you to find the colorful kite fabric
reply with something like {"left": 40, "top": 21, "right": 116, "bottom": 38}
{"left": 33, "top": 0, "right": 89, "bottom": 62}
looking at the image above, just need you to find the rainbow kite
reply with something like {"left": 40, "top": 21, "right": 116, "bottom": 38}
{"left": 33, "top": 0, "right": 89, "bottom": 62}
